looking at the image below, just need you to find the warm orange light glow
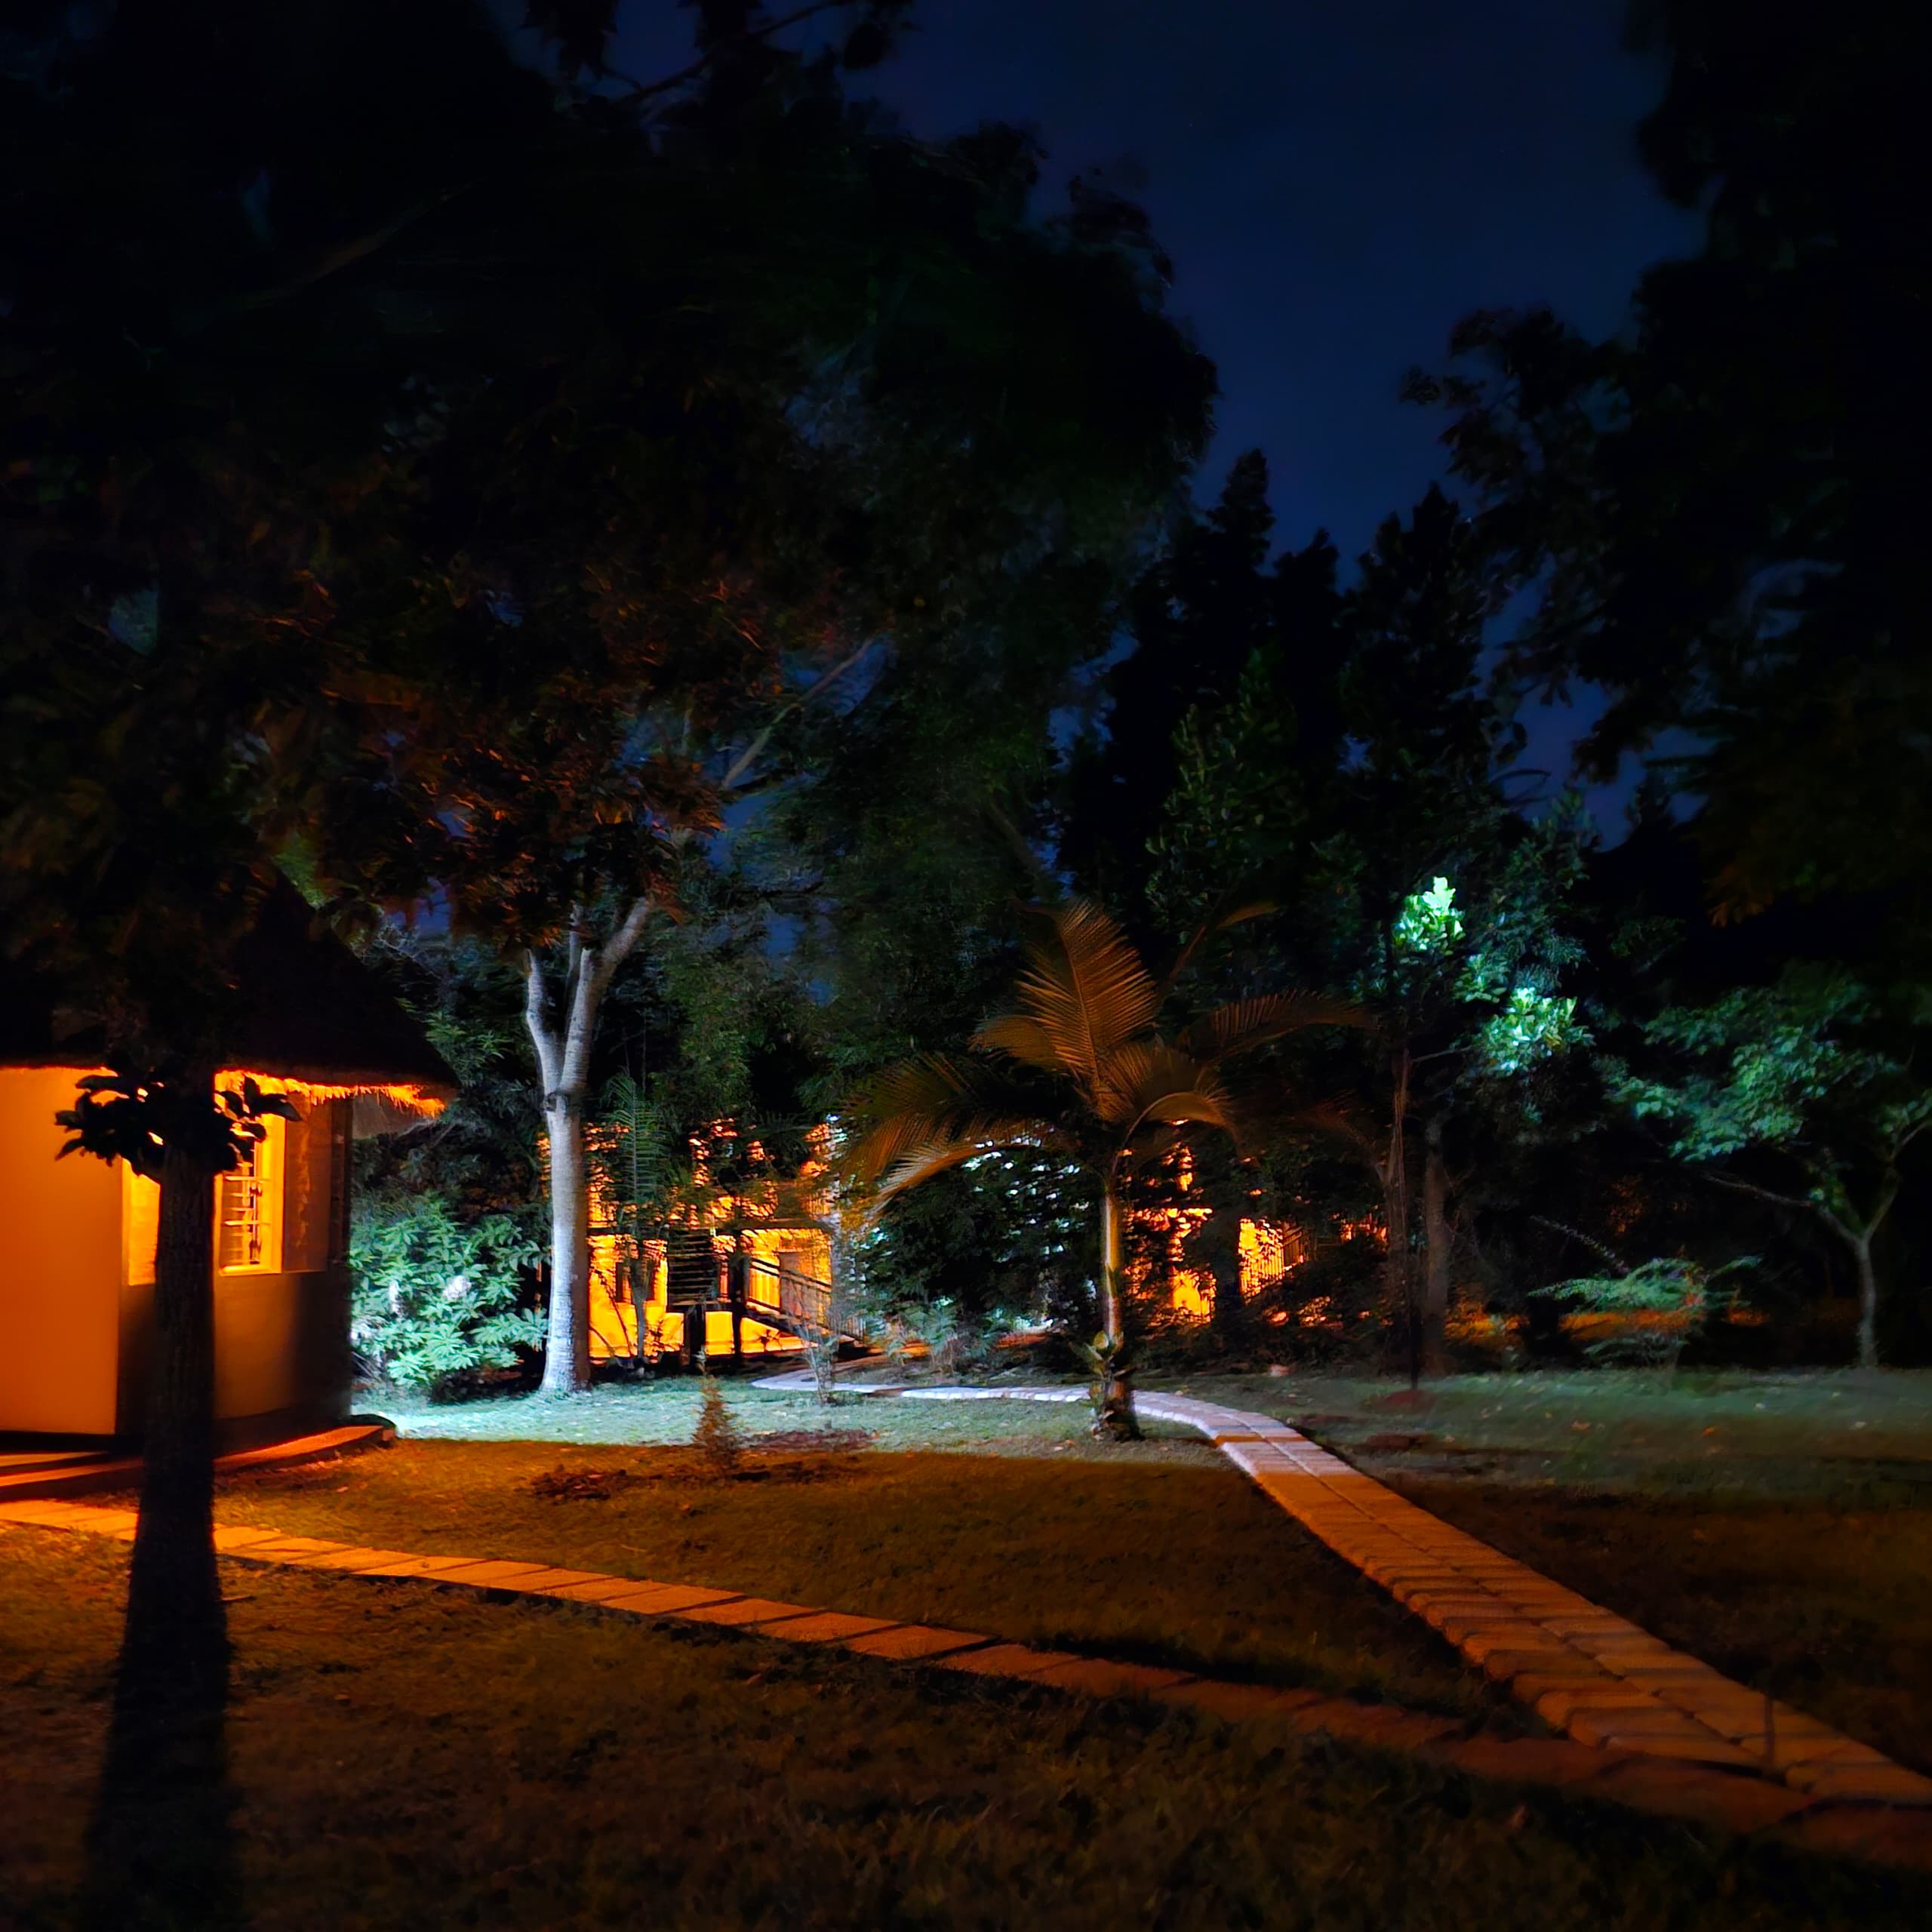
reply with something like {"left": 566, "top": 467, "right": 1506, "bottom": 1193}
{"left": 566, "top": 1118, "right": 831, "bottom": 1361}
{"left": 1128, "top": 1148, "right": 1309, "bottom": 1316}
{"left": 219, "top": 1071, "right": 448, "bottom": 1118}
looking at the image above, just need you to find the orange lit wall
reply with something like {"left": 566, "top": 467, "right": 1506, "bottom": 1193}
{"left": 1, "top": 1070, "right": 355, "bottom": 1438}
{"left": 0, "top": 1068, "right": 123, "bottom": 1434}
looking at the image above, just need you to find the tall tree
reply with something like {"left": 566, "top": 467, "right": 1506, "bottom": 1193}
{"left": 1132, "top": 482, "right": 1600, "bottom": 1369}
{"left": 0, "top": 10, "right": 549, "bottom": 1904}
{"left": 0, "top": 10, "right": 1205, "bottom": 1896}
{"left": 1066, "top": 451, "right": 1344, "bottom": 921}
{"left": 1408, "top": 1, "right": 1932, "bottom": 925}
{"left": 280, "top": 18, "right": 1213, "bottom": 1389}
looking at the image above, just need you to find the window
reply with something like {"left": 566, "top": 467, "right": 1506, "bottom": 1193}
{"left": 217, "top": 1118, "right": 281, "bottom": 1273}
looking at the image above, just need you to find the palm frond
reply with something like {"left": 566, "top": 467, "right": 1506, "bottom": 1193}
{"left": 1292, "top": 1091, "right": 1383, "bottom": 1163}
{"left": 874, "top": 1130, "right": 1056, "bottom": 1202}
{"left": 1009, "top": 900, "right": 1162, "bottom": 1094}
{"left": 971, "top": 1011, "right": 1066, "bottom": 1073}
{"left": 1179, "top": 991, "right": 1368, "bottom": 1062}
{"left": 1100, "top": 1039, "right": 1241, "bottom": 1144}
{"left": 1163, "top": 894, "right": 1278, "bottom": 991}
{"left": 844, "top": 1054, "right": 1044, "bottom": 1183}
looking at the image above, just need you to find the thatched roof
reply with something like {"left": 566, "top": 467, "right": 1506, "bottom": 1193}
{"left": 0, "top": 878, "right": 457, "bottom": 1103}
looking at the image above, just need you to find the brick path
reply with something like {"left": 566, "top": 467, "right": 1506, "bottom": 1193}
{"left": 5, "top": 1493, "right": 1930, "bottom": 1870}
{"left": 758, "top": 1374, "right": 1932, "bottom": 1810}
{"left": 6, "top": 1497, "right": 1932, "bottom": 1869}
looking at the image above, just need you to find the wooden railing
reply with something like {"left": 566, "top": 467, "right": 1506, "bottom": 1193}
{"left": 740, "top": 1252, "right": 865, "bottom": 1343}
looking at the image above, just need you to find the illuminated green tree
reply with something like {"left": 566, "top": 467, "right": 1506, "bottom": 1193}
{"left": 1611, "top": 966, "right": 1931, "bottom": 1367}
{"left": 1303, "top": 840, "right": 1591, "bottom": 1377}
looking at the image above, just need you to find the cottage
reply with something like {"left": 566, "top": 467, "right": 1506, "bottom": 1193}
{"left": 584, "top": 1120, "right": 843, "bottom": 1363}
{"left": 0, "top": 884, "right": 454, "bottom": 1444}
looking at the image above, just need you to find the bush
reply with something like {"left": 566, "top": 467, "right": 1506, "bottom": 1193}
{"left": 691, "top": 1376, "right": 744, "bottom": 1472}
{"left": 349, "top": 1195, "right": 543, "bottom": 1391}
{"left": 1534, "top": 1255, "right": 1755, "bottom": 1370}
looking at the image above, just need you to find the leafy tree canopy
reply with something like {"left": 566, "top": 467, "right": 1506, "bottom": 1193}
{"left": 1609, "top": 963, "right": 1932, "bottom": 1364}
{"left": 1407, "top": 0, "right": 1932, "bottom": 921}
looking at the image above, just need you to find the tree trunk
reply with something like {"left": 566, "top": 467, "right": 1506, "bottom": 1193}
{"left": 1421, "top": 1118, "right": 1451, "bottom": 1378}
{"left": 85, "top": 1065, "right": 242, "bottom": 1928}
{"left": 1204, "top": 1201, "right": 1244, "bottom": 1340}
{"left": 1852, "top": 1232, "right": 1880, "bottom": 1371}
{"left": 1384, "top": 1048, "right": 1420, "bottom": 1389}
{"left": 1098, "top": 1181, "right": 1124, "bottom": 1349}
{"left": 526, "top": 903, "right": 654, "bottom": 1398}
{"left": 540, "top": 1094, "right": 592, "bottom": 1394}
{"left": 126, "top": 1075, "right": 225, "bottom": 1690}
{"left": 1091, "top": 1179, "right": 1139, "bottom": 1439}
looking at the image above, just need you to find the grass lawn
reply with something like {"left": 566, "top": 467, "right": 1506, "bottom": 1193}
{"left": 361, "top": 1368, "right": 1932, "bottom": 1763}
{"left": 5, "top": 1531, "right": 1930, "bottom": 1932}
{"left": 204, "top": 1421, "right": 1503, "bottom": 1720}
{"left": 377, "top": 1378, "right": 1155, "bottom": 1456}
{"left": 1156, "top": 1367, "right": 1932, "bottom": 1492}
{"left": 1161, "top": 1368, "right": 1932, "bottom": 1774}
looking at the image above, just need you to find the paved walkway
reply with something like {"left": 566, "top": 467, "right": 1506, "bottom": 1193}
{"left": 3, "top": 1494, "right": 1929, "bottom": 1871}
{"left": 5, "top": 1381, "right": 1927, "bottom": 1868}
{"left": 755, "top": 1374, "right": 1932, "bottom": 1810}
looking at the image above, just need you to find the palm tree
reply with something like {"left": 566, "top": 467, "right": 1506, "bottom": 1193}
{"left": 847, "top": 901, "right": 1358, "bottom": 1435}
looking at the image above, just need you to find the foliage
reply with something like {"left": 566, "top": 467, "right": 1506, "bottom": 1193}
{"left": 349, "top": 1196, "right": 543, "bottom": 1391}
{"left": 798, "top": 1321, "right": 844, "bottom": 1408}
{"left": 1386, "top": 869, "right": 1591, "bottom": 1081}
{"left": 1606, "top": 964, "right": 1931, "bottom": 1364}
{"left": 1534, "top": 1256, "right": 1755, "bottom": 1369}
{"left": 354, "top": 930, "right": 544, "bottom": 1221}
{"left": 848, "top": 899, "right": 1358, "bottom": 1430}
{"left": 55, "top": 1072, "right": 296, "bottom": 1182}
{"left": 1407, "top": 2, "right": 1932, "bottom": 918}
{"left": 1069, "top": 451, "right": 1343, "bottom": 923}
{"left": 851, "top": 1149, "right": 1094, "bottom": 1333}
{"left": 851, "top": 901, "right": 1355, "bottom": 1204}
{"left": 1614, "top": 969, "right": 1932, "bottom": 1174}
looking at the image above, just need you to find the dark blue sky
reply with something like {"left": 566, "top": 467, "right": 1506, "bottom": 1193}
{"left": 608, "top": 2, "right": 1701, "bottom": 817}
{"left": 869, "top": 1, "right": 1695, "bottom": 556}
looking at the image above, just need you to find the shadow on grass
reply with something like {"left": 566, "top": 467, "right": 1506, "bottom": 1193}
{"left": 81, "top": 1538, "right": 242, "bottom": 1930}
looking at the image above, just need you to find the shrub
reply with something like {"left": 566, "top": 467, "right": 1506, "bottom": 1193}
{"left": 691, "top": 1376, "right": 744, "bottom": 1472}
{"left": 349, "top": 1195, "right": 543, "bottom": 1390}
{"left": 1534, "top": 1256, "right": 1755, "bottom": 1369}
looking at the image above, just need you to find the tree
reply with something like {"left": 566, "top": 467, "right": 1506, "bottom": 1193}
{"left": 1309, "top": 855, "right": 1590, "bottom": 1377}
{"left": 294, "top": 41, "right": 1212, "bottom": 1394}
{"left": 0, "top": 3, "right": 567, "bottom": 1900}
{"left": 1611, "top": 965, "right": 1931, "bottom": 1367}
{"left": 846, "top": 900, "right": 1358, "bottom": 1432}
{"left": 3, "top": 1, "right": 1198, "bottom": 1899}
{"left": 1407, "top": 2, "right": 1932, "bottom": 923}
{"left": 1131, "top": 483, "right": 1588, "bottom": 1373}
{"left": 1067, "top": 452, "right": 1345, "bottom": 923}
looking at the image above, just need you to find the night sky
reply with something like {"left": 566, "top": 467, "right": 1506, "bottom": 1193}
{"left": 606, "top": 1, "right": 1702, "bottom": 816}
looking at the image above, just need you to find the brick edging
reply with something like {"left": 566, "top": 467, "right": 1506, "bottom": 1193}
{"left": 3, "top": 1499, "right": 1927, "bottom": 1872}
{"left": 752, "top": 1372, "right": 1932, "bottom": 1813}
